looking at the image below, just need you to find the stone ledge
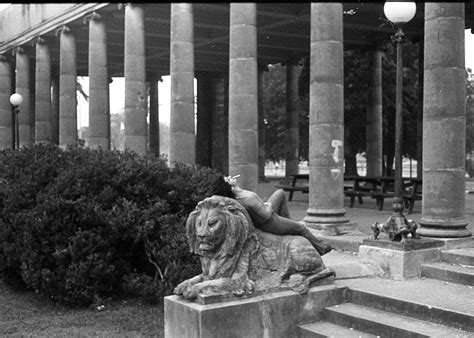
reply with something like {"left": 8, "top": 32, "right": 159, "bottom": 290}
{"left": 165, "top": 284, "right": 346, "bottom": 338}
{"left": 362, "top": 238, "right": 445, "bottom": 251}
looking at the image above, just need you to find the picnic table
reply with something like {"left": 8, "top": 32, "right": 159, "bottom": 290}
{"left": 275, "top": 174, "right": 422, "bottom": 213}
{"left": 274, "top": 174, "right": 309, "bottom": 201}
{"left": 274, "top": 174, "right": 354, "bottom": 202}
{"left": 346, "top": 176, "right": 422, "bottom": 213}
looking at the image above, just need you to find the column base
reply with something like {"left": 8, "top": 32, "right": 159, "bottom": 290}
{"left": 418, "top": 219, "right": 471, "bottom": 238}
{"left": 304, "top": 208, "right": 353, "bottom": 235}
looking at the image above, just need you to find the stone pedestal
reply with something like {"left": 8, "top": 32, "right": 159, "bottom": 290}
{"left": 359, "top": 239, "right": 444, "bottom": 280}
{"left": 165, "top": 284, "right": 344, "bottom": 338}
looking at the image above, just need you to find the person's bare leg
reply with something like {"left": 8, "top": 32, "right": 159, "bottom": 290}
{"left": 266, "top": 189, "right": 291, "bottom": 218}
{"left": 257, "top": 213, "right": 332, "bottom": 256}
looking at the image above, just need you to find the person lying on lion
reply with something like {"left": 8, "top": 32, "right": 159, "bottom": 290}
{"left": 210, "top": 174, "right": 332, "bottom": 256}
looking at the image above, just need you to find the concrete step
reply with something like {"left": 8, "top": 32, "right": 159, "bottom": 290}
{"left": 421, "top": 261, "right": 474, "bottom": 286}
{"left": 323, "top": 302, "right": 471, "bottom": 337}
{"left": 338, "top": 277, "right": 474, "bottom": 332}
{"left": 347, "top": 288, "right": 473, "bottom": 332}
{"left": 298, "top": 320, "right": 377, "bottom": 338}
{"left": 441, "top": 248, "right": 474, "bottom": 266}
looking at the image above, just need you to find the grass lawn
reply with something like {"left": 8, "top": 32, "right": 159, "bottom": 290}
{"left": 0, "top": 279, "right": 164, "bottom": 337}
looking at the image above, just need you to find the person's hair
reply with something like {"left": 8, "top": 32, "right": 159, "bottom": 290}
{"left": 210, "top": 175, "right": 235, "bottom": 198}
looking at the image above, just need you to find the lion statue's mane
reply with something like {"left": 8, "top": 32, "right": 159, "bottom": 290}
{"left": 186, "top": 195, "right": 259, "bottom": 280}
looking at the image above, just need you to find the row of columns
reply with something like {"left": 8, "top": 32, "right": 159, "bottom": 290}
{"left": 0, "top": 3, "right": 469, "bottom": 238}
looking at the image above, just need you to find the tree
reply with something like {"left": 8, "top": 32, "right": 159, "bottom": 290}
{"left": 262, "top": 64, "right": 287, "bottom": 162}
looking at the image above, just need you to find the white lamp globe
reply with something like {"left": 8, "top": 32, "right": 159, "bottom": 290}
{"left": 9, "top": 93, "right": 23, "bottom": 107}
{"left": 383, "top": 2, "right": 416, "bottom": 25}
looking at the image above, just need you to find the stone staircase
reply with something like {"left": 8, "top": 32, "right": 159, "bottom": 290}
{"left": 298, "top": 248, "right": 474, "bottom": 337}
{"left": 420, "top": 248, "right": 474, "bottom": 285}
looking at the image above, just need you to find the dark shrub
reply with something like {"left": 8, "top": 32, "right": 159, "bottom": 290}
{"left": 0, "top": 144, "right": 222, "bottom": 305}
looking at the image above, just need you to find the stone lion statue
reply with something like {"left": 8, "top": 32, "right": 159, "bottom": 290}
{"left": 174, "top": 195, "right": 335, "bottom": 300}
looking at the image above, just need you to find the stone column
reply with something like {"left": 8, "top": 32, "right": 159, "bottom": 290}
{"left": 124, "top": 4, "right": 147, "bottom": 155}
{"left": 211, "top": 75, "right": 229, "bottom": 175}
{"left": 419, "top": 3, "right": 470, "bottom": 238}
{"left": 51, "top": 72, "right": 59, "bottom": 145}
{"left": 14, "top": 47, "right": 32, "bottom": 147}
{"left": 366, "top": 47, "right": 383, "bottom": 177}
{"left": 196, "top": 72, "right": 212, "bottom": 167}
{"left": 88, "top": 13, "right": 110, "bottom": 150}
{"left": 149, "top": 78, "right": 160, "bottom": 157}
{"left": 229, "top": 3, "right": 258, "bottom": 190}
{"left": 258, "top": 65, "right": 267, "bottom": 181}
{"left": 35, "top": 38, "right": 52, "bottom": 144}
{"left": 285, "top": 58, "right": 300, "bottom": 177}
{"left": 0, "top": 55, "right": 12, "bottom": 149}
{"left": 170, "top": 3, "right": 195, "bottom": 166}
{"left": 304, "top": 3, "right": 349, "bottom": 231}
{"left": 59, "top": 26, "right": 77, "bottom": 148}
{"left": 29, "top": 59, "right": 35, "bottom": 144}
{"left": 416, "top": 41, "right": 424, "bottom": 179}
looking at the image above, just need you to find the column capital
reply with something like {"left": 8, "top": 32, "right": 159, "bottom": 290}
{"left": 12, "top": 46, "right": 26, "bottom": 57}
{"left": 55, "top": 25, "right": 72, "bottom": 37}
{"left": 119, "top": 3, "right": 142, "bottom": 10}
{"left": 83, "top": 11, "right": 108, "bottom": 25}
{"left": 0, "top": 53, "right": 10, "bottom": 62}
{"left": 31, "top": 36, "right": 49, "bottom": 47}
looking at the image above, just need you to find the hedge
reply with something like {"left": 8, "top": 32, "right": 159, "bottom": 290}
{"left": 0, "top": 144, "right": 221, "bottom": 305}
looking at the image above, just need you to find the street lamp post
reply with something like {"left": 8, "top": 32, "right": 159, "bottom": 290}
{"left": 10, "top": 93, "right": 23, "bottom": 150}
{"left": 378, "top": 2, "right": 417, "bottom": 240}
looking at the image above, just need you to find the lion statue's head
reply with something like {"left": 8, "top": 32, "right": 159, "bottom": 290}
{"left": 185, "top": 195, "right": 258, "bottom": 279}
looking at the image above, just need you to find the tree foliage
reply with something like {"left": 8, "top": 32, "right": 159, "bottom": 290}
{"left": 262, "top": 64, "right": 287, "bottom": 162}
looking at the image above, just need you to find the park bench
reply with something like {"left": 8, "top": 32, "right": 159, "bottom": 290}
{"left": 359, "top": 177, "right": 421, "bottom": 212}
{"left": 276, "top": 174, "right": 353, "bottom": 202}
{"left": 276, "top": 174, "right": 422, "bottom": 212}
{"left": 344, "top": 176, "right": 382, "bottom": 208}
